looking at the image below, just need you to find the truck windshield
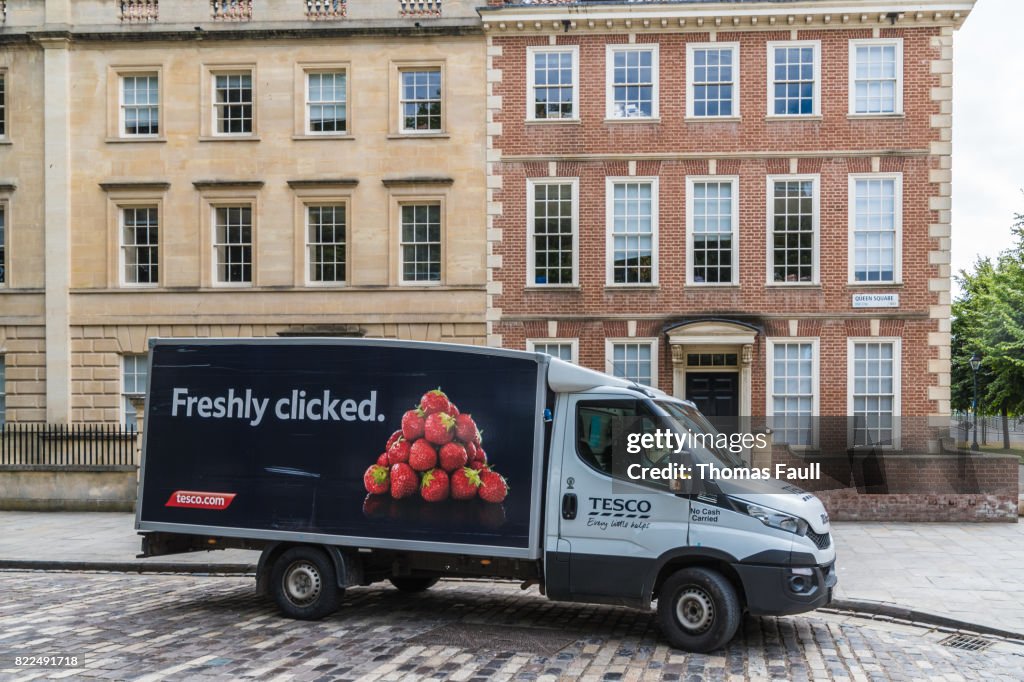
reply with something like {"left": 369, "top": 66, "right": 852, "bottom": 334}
{"left": 651, "top": 399, "right": 749, "bottom": 469}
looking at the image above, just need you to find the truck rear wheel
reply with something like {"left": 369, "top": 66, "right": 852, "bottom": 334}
{"left": 270, "top": 546, "right": 342, "bottom": 620}
{"left": 657, "top": 567, "right": 740, "bottom": 653}
{"left": 389, "top": 577, "right": 439, "bottom": 593}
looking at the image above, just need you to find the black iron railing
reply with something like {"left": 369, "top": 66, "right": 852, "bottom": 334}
{"left": 0, "top": 423, "right": 139, "bottom": 467}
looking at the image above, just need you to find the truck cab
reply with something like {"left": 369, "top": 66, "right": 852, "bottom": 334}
{"left": 541, "top": 359, "right": 836, "bottom": 651}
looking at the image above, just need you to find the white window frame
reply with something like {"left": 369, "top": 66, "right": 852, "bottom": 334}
{"left": 765, "top": 174, "right": 820, "bottom": 286}
{"left": 605, "top": 177, "right": 659, "bottom": 287}
{"left": 211, "top": 69, "right": 255, "bottom": 137}
{"left": 119, "top": 72, "right": 160, "bottom": 138}
{"left": 605, "top": 44, "right": 660, "bottom": 120}
{"left": 398, "top": 65, "right": 444, "bottom": 135}
{"left": 304, "top": 202, "right": 348, "bottom": 286}
{"left": 527, "top": 178, "right": 579, "bottom": 288}
{"left": 848, "top": 38, "right": 904, "bottom": 116}
{"left": 766, "top": 40, "right": 821, "bottom": 118}
{"left": 527, "top": 338, "right": 579, "bottom": 364}
{"left": 847, "top": 173, "right": 903, "bottom": 285}
{"left": 526, "top": 45, "right": 580, "bottom": 122}
{"left": 847, "top": 337, "right": 902, "bottom": 450}
{"left": 0, "top": 201, "right": 7, "bottom": 288}
{"left": 686, "top": 42, "right": 740, "bottom": 119}
{"left": 0, "top": 69, "right": 8, "bottom": 141}
{"left": 211, "top": 203, "right": 254, "bottom": 287}
{"left": 0, "top": 356, "right": 6, "bottom": 427}
{"left": 119, "top": 204, "right": 160, "bottom": 288}
{"left": 122, "top": 354, "right": 148, "bottom": 430}
{"left": 766, "top": 338, "right": 820, "bottom": 449}
{"left": 398, "top": 200, "right": 444, "bottom": 285}
{"left": 605, "top": 338, "right": 658, "bottom": 389}
{"left": 305, "top": 69, "right": 348, "bottom": 135}
{"left": 686, "top": 175, "right": 740, "bottom": 286}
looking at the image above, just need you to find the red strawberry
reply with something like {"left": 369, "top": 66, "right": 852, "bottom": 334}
{"left": 455, "top": 414, "right": 479, "bottom": 444}
{"left": 465, "top": 441, "right": 478, "bottom": 460}
{"left": 363, "top": 464, "right": 390, "bottom": 495}
{"left": 469, "top": 447, "right": 488, "bottom": 470}
{"left": 419, "top": 388, "right": 452, "bottom": 416}
{"left": 387, "top": 437, "right": 411, "bottom": 466}
{"left": 409, "top": 439, "right": 438, "bottom": 471}
{"left": 389, "top": 463, "right": 418, "bottom": 499}
{"left": 401, "top": 408, "right": 426, "bottom": 441}
{"left": 420, "top": 468, "right": 450, "bottom": 502}
{"left": 424, "top": 412, "right": 456, "bottom": 445}
{"left": 478, "top": 470, "right": 508, "bottom": 504}
{"left": 376, "top": 452, "right": 389, "bottom": 467}
{"left": 451, "top": 467, "right": 482, "bottom": 500}
{"left": 449, "top": 403, "right": 460, "bottom": 417}
{"left": 439, "top": 442, "right": 468, "bottom": 472}
{"left": 385, "top": 430, "right": 403, "bottom": 451}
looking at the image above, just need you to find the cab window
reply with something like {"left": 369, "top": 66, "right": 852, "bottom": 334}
{"left": 575, "top": 400, "right": 675, "bottom": 481}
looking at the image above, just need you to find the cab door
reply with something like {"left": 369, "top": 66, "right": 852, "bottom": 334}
{"left": 552, "top": 395, "right": 691, "bottom": 606}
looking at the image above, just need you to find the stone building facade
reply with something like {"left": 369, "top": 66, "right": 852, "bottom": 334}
{"left": 482, "top": 0, "right": 974, "bottom": 454}
{"left": 0, "top": 0, "right": 487, "bottom": 426}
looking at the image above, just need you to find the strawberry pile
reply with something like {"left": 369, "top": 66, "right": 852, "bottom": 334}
{"left": 363, "top": 388, "right": 508, "bottom": 504}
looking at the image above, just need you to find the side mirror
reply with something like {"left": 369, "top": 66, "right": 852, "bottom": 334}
{"left": 669, "top": 478, "right": 684, "bottom": 493}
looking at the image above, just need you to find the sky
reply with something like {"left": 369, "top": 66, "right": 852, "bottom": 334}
{"left": 951, "top": 0, "right": 1024, "bottom": 291}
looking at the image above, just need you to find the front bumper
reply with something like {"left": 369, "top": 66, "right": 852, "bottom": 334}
{"left": 732, "top": 560, "right": 837, "bottom": 616}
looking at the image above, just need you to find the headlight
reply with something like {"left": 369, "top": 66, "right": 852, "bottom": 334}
{"left": 739, "top": 502, "right": 808, "bottom": 536}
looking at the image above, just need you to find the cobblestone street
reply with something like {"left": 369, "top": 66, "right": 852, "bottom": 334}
{"left": 0, "top": 572, "right": 1020, "bottom": 681}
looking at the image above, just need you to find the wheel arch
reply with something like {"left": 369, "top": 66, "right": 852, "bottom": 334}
{"left": 257, "top": 542, "right": 358, "bottom": 595}
{"left": 646, "top": 548, "right": 747, "bottom": 608}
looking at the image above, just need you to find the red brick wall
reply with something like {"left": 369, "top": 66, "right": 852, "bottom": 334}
{"left": 490, "top": 25, "right": 947, "bottom": 421}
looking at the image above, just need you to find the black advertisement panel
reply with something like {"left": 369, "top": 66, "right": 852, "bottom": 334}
{"left": 139, "top": 340, "right": 542, "bottom": 552}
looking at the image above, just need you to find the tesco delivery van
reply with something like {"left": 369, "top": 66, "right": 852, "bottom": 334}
{"left": 136, "top": 338, "right": 836, "bottom": 652}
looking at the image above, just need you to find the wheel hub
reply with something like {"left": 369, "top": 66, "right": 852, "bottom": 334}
{"left": 675, "top": 587, "right": 714, "bottom": 634}
{"left": 284, "top": 561, "right": 322, "bottom": 606}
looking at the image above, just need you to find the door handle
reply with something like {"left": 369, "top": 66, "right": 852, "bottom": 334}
{"left": 562, "top": 493, "right": 578, "bottom": 520}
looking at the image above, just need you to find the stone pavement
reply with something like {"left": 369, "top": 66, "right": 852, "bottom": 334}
{"left": 1, "top": 572, "right": 1022, "bottom": 681}
{"left": 0, "top": 512, "right": 1022, "bottom": 637}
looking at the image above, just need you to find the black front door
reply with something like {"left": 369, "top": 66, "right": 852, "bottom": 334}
{"left": 685, "top": 372, "right": 739, "bottom": 433}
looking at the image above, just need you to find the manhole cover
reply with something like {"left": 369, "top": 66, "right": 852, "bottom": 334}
{"left": 939, "top": 634, "right": 994, "bottom": 651}
{"left": 408, "top": 622, "right": 579, "bottom": 655}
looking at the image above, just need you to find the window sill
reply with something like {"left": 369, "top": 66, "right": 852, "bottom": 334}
{"left": 293, "top": 134, "right": 354, "bottom": 141}
{"left": 685, "top": 284, "right": 740, "bottom": 289}
{"left": 211, "top": 283, "right": 255, "bottom": 288}
{"left": 199, "top": 135, "right": 262, "bottom": 142}
{"left": 764, "top": 115, "right": 823, "bottom": 122}
{"left": 685, "top": 116, "right": 742, "bottom": 123}
{"left": 847, "top": 282, "right": 903, "bottom": 288}
{"left": 604, "top": 285, "right": 660, "bottom": 291}
{"left": 848, "top": 113, "right": 905, "bottom": 120}
{"left": 525, "top": 118, "right": 581, "bottom": 125}
{"left": 524, "top": 285, "right": 581, "bottom": 291}
{"left": 105, "top": 136, "right": 167, "bottom": 144}
{"left": 603, "top": 117, "right": 661, "bottom": 124}
{"left": 765, "top": 283, "right": 822, "bottom": 289}
{"left": 387, "top": 133, "right": 450, "bottom": 140}
{"left": 0, "top": 138, "right": 14, "bottom": 145}
{"left": 398, "top": 282, "right": 445, "bottom": 289}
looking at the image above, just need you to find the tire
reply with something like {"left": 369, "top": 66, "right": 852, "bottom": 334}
{"left": 270, "top": 546, "right": 342, "bottom": 620}
{"left": 389, "top": 576, "right": 439, "bottom": 593}
{"left": 657, "top": 567, "right": 741, "bottom": 653}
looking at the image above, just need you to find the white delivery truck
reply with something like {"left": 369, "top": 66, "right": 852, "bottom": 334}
{"left": 137, "top": 338, "right": 836, "bottom": 652}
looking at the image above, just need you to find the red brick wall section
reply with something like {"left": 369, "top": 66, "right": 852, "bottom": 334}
{"left": 770, "top": 447, "right": 1020, "bottom": 522}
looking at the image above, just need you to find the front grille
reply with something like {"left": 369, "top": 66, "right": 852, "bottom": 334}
{"left": 807, "top": 529, "right": 831, "bottom": 549}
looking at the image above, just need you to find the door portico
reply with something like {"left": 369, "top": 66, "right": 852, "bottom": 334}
{"left": 666, "top": 320, "right": 759, "bottom": 418}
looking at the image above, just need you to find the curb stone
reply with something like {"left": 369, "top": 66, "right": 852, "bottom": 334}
{"left": 827, "top": 599, "right": 1024, "bottom": 642}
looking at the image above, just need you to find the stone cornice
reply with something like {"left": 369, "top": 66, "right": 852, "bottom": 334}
{"left": 381, "top": 176, "right": 455, "bottom": 187}
{"left": 99, "top": 181, "right": 170, "bottom": 192}
{"left": 192, "top": 180, "right": 265, "bottom": 191}
{"left": 480, "top": 1, "right": 975, "bottom": 33}
{"left": 287, "top": 179, "right": 360, "bottom": 189}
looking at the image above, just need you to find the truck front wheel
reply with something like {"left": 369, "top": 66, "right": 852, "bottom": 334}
{"left": 389, "top": 577, "right": 439, "bottom": 593}
{"left": 270, "top": 546, "right": 342, "bottom": 620}
{"left": 657, "top": 567, "right": 741, "bottom": 653}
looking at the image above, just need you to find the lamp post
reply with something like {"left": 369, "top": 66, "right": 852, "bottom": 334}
{"left": 969, "top": 352, "right": 982, "bottom": 451}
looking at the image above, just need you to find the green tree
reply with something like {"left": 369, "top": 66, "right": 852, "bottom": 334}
{"left": 951, "top": 257, "right": 995, "bottom": 415}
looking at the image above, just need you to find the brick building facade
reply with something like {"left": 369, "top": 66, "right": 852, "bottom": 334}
{"left": 482, "top": 0, "right": 973, "bottom": 454}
